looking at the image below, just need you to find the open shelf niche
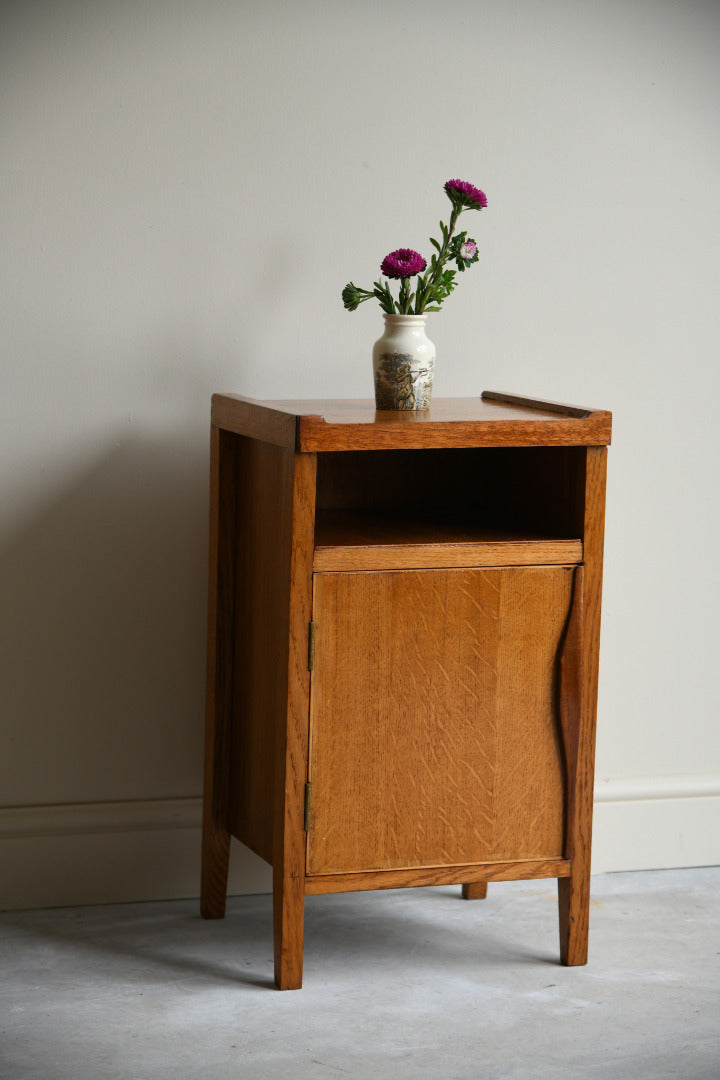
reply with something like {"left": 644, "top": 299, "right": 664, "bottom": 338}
{"left": 314, "top": 445, "right": 586, "bottom": 571}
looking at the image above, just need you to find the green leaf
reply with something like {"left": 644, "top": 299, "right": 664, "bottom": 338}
{"left": 372, "top": 280, "right": 394, "bottom": 314}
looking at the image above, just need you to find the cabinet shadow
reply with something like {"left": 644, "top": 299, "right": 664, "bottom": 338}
{"left": 0, "top": 433, "right": 209, "bottom": 807}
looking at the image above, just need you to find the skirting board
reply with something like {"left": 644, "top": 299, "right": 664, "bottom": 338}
{"left": 0, "top": 800, "right": 271, "bottom": 911}
{"left": 592, "top": 774, "right": 720, "bottom": 874}
{"left": 1, "top": 778, "right": 719, "bottom": 910}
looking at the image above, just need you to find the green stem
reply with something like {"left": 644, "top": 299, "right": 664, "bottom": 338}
{"left": 415, "top": 205, "right": 461, "bottom": 312}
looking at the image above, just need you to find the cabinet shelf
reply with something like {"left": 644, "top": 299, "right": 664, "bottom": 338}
{"left": 313, "top": 509, "right": 582, "bottom": 571}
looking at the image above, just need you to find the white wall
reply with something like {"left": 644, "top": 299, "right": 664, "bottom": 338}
{"left": 2, "top": 0, "right": 719, "bottom": 909}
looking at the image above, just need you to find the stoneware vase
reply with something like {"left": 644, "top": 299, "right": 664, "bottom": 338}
{"left": 372, "top": 314, "right": 436, "bottom": 410}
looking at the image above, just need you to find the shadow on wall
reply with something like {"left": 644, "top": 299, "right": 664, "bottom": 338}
{"left": 0, "top": 432, "right": 210, "bottom": 809}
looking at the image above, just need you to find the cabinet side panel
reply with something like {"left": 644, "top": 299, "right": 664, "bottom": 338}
{"left": 228, "top": 438, "right": 295, "bottom": 864}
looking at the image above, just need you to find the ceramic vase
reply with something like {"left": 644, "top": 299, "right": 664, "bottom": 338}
{"left": 372, "top": 314, "right": 435, "bottom": 411}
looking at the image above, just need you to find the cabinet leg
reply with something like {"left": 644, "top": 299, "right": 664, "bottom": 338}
{"left": 462, "top": 882, "right": 488, "bottom": 900}
{"left": 200, "top": 823, "right": 230, "bottom": 919}
{"left": 558, "top": 870, "right": 590, "bottom": 966}
{"left": 273, "top": 868, "right": 305, "bottom": 990}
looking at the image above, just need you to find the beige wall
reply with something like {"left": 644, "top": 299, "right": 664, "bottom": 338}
{"left": 2, "top": 0, "right": 719, "bottom": 908}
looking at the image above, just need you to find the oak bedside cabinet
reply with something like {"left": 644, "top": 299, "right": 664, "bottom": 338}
{"left": 200, "top": 392, "right": 611, "bottom": 989}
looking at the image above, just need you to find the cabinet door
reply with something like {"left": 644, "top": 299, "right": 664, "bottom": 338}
{"left": 307, "top": 566, "right": 574, "bottom": 876}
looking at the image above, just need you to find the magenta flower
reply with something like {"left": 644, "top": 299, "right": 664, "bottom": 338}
{"left": 341, "top": 178, "right": 487, "bottom": 314}
{"left": 380, "top": 248, "right": 427, "bottom": 279}
{"left": 444, "top": 179, "right": 488, "bottom": 210}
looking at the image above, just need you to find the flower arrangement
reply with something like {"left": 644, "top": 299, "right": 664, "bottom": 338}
{"left": 342, "top": 179, "right": 487, "bottom": 316}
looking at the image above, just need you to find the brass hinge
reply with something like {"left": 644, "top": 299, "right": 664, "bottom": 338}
{"left": 308, "top": 621, "right": 316, "bottom": 671}
{"left": 304, "top": 782, "right": 312, "bottom": 832}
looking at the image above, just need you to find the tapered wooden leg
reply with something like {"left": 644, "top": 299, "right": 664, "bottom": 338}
{"left": 462, "top": 882, "right": 488, "bottom": 900}
{"left": 556, "top": 566, "right": 588, "bottom": 963}
{"left": 558, "top": 870, "right": 590, "bottom": 965}
{"left": 201, "top": 825, "right": 231, "bottom": 919}
{"left": 273, "top": 866, "right": 305, "bottom": 990}
{"left": 556, "top": 448, "right": 607, "bottom": 967}
{"left": 556, "top": 572, "right": 591, "bottom": 966}
{"left": 272, "top": 450, "right": 316, "bottom": 989}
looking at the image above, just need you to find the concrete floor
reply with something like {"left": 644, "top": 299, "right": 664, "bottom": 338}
{"left": 1, "top": 867, "right": 718, "bottom": 1080}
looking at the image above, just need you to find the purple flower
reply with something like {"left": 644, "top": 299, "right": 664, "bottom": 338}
{"left": 460, "top": 241, "right": 477, "bottom": 259}
{"left": 444, "top": 179, "right": 488, "bottom": 210}
{"left": 380, "top": 248, "right": 427, "bottom": 279}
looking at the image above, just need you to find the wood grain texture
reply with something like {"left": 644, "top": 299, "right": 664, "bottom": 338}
{"left": 272, "top": 450, "right": 316, "bottom": 990}
{"left": 313, "top": 539, "right": 583, "bottom": 572}
{"left": 298, "top": 411, "right": 611, "bottom": 452}
{"left": 307, "top": 566, "right": 573, "bottom": 876}
{"left": 227, "top": 438, "right": 296, "bottom": 865}
{"left": 558, "top": 566, "right": 584, "bottom": 856}
{"left": 313, "top": 509, "right": 582, "bottom": 571}
{"left": 480, "top": 391, "right": 593, "bottom": 418}
{"left": 491, "top": 569, "right": 572, "bottom": 859}
{"left": 207, "top": 430, "right": 316, "bottom": 986}
{"left": 211, "top": 394, "right": 297, "bottom": 448}
{"left": 200, "top": 427, "right": 236, "bottom": 919}
{"left": 211, "top": 395, "right": 612, "bottom": 452}
{"left": 559, "top": 447, "right": 607, "bottom": 966}
{"left": 304, "top": 858, "right": 571, "bottom": 895}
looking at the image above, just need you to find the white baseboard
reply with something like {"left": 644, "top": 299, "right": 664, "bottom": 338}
{"left": 1, "top": 777, "right": 719, "bottom": 910}
{"left": 591, "top": 774, "right": 720, "bottom": 873}
{"left": 0, "top": 798, "right": 271, "bottom": 911}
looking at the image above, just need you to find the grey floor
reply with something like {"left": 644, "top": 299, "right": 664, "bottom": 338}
{"left": 1, "top": 868, "right": 718, "bottom": 1080}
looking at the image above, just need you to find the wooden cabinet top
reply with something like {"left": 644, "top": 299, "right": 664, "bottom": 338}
{"left": 211, "top": 391, "right": 612, "bottom": 452}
